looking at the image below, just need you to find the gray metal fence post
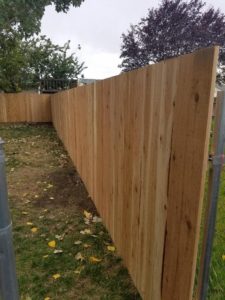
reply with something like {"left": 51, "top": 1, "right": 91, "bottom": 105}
{"left": 0, "top": 138, "right": 19, "bottom": 300}
{"left": 199, "top": 91, "right": 225, "bottom": 300}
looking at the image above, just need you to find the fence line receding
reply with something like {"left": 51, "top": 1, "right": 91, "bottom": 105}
{"left": 51, "top": 47, "right": 219, "bottom": 299}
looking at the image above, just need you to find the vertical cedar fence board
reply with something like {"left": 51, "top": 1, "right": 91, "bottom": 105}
{"left": 51, "top": 47, "right": 218, "bottom": 300}
{"left": 0, "top": 92, "right": 52, "bottom": 123}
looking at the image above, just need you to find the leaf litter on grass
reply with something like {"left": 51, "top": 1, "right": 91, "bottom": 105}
{"left": 1, "top": 124, "right": 141, "bottom": 300}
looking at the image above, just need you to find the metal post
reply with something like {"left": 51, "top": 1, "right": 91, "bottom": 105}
{"left": 0, "top": 138, "right": 19, "bottom": 300}
{"left": 199, "top": 91, "right": 225, "bottom": 300}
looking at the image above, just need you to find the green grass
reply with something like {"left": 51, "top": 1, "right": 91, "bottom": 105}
{"left": 1, "top": 123, "right": 225, "bottom": 299}
{"left": 205, "top": 168, "right": 225, "bottom": 299}
{"left": 0, "top": 124, "right": 141, "bottom": 300}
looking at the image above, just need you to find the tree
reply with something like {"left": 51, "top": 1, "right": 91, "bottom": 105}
{"left": 0, "top": 35, "right": 85, "bottom": 92}
{"left": 0, "top": 0, "right": 85, "bottom": 92}
{"left": 0, "top": 32, "right": 27, "bottom": 92}
{"left": 0, "top": 0, "right": 84, "bottom": 36}
{"left": 119, "top": 0, "right": 225, "bottom": 83}
{"left": 24, "top": 36, "right": 85, "bottom": 85}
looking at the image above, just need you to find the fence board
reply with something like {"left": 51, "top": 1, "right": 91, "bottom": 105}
{"left": 0, "top": 92, "right": 51, "bottom": 122}
{"left": 51, "top": 47, "right": 218, "bottom": 300}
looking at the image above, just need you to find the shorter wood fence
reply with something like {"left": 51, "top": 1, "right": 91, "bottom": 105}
{"left": 0, "top": 93, "right": 51, "bottom": 123}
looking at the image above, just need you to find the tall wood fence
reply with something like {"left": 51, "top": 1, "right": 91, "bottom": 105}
{"left": 51, "top": 47, "right": 219, "bottom": 299}
{"left": 0, "top": 92, "right": 51, "bottom": 122}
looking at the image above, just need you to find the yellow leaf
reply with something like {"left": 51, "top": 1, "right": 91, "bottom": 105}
{"left": 107, "top": 245, "right": 116, "bottom": 252}
{"left": 48, "top": 240, "right": 56, "bottom": 248}
{"left": 44, "top": 297, "right": 51, "bottom": 300}
{"left": 83, "top": 210, "right": 92, "bottom": 220}
{"left": 26, "top": 222, "right": 33, "bottom": 226}
{"left": 52, "top": 273, "right": 60, "bottom": 280}
{"left": 89, "top": 256, "right": 102, "bottom": 263}
{"left": 31, "top": 227, "right": 38, "bottom": 233}
{"left": 222, "top": 255, "right": 225, "bottom": 261}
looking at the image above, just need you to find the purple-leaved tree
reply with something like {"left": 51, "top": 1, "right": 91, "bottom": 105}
{"left": 119, "top": 0, "right": 225, "bottom": 84}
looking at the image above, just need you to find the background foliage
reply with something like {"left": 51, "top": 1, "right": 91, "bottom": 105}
{"left": 120, "top": 0, "right": 225, "bottom": 84}
{"left": 0, "top": 0, "right": 85, "bottom": 92}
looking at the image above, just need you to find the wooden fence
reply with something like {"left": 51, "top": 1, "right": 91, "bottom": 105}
{"left": 0, "top": 92, "right": 51, "bottom": 122}
{"left": 51, "top": 47, "right": 219, "bottom": 299}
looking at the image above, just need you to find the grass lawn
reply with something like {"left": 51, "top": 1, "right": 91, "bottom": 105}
{"left": 1, "top": 123, "right": 224, "bottom": 300}
{"left": 0, "top": 124, "right": 141, "bottom": 300}
{"left": 205, "top": 167, "right": 225, "bottom": 300}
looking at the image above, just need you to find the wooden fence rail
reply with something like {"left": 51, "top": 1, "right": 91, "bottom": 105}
{"left": 0, "top": 92, "right": 51, "bottom": 123}
{"left": 51, "top": 47, "right": 219, "bottom": 299}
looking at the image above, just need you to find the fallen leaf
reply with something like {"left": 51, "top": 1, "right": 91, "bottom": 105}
{"left": 74, "top": 240, "right": 82, "bottom": 245}
{"left": 26, "top": 222, "right": 33, "bottom": 226}
{"left": 44, "top": 297, "right": 51, "bottom": 300}
{"left": 34, "top": 195, "right": 39, "bottom": 198}
{"left": 83, "top": 243, "right": 91, "bottom": 248}
{"left": 43, "top": 209, "right": 48, "bottom": 213}
{"left": 52, "top": 273, "right": 60, "bottom": 280}
{"left": 80, "top": 229, "right": 91, "bottom": 235}
{"left": 47, "top": 184, "right": 53, "bottom": 189}
{"left": 222, "top": 255, "right": 225, "bottom": 261}
{"left": 92, "top": 216, "right": 102, "bottom": 223}
{"left": 43, "top": 255, "right": 49, "bottom": 259}
{"left": 91, "top": 234, "right": 98, "bottom": 238}
{"left": 54, "top": 249, "right": 63, "bottom": 254}
{"left": 107, "top": 245, "right": 116, "bottom": 252}
{"left": 75, "top": 252, "right": 85, "bottom": 261}
{"left": 31, "top": 227, "right": 38, "bottom": 233}
{"left": 74, "top": 266, "right": 84, "bottom": 275}
{"left": 48, "top": 240, "right": 56, "bottom": 248}
{"left": 83, "top": 210, "right": 92, "bottom": 220}
{"left": 55, "top": 234, "right": 64, "bottom": 241}
{"left": 22, "top": 211, "right": 28, "bottom": 215}
{"left": 84, "top": 218, "right": 90, "bottom": 225}
{"left": 49, "top": 197, "right": 54, "bottom": 200}
{"left": 89, "top": 256, "right": 102, "bottom": 263}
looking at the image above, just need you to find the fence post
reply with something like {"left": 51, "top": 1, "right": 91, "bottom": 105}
{"left": 197, "top": 91, "right": 225, "bottom": 300}
{"left": 0, "top": 138, "right": 19, "bottom": 300}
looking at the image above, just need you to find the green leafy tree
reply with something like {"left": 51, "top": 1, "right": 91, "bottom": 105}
{"left": 0, "top": 0, "right": 84, "bottom": 36}
{"left": 0, "top": 32, "right": 27, "bottom": 92}
{"left": 0, "top": 0, "right": 85, "bottom": 92}
{"left": 0, "top": 35, "right": 85, "bottom": 92}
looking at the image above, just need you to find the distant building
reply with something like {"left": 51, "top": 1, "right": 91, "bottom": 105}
{"left": 78, "top": 78, "right": 97, "bottom": 86}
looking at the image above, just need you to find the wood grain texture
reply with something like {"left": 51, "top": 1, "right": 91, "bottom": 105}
{"left": 0, "top": 92, "right": 52, "bottom": 122}
{"left": 51, "top": 47, "right": 218, "bottom": 300}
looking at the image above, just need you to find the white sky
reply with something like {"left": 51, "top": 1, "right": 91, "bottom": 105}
{"left": 41, "top": 0, "right": 225, "bottom": 80}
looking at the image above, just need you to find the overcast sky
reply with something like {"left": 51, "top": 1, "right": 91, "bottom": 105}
{"left": 41, "top": 0, "right": 225, "bottom": 79}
